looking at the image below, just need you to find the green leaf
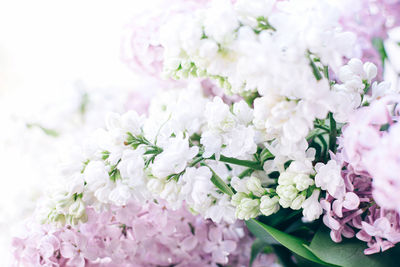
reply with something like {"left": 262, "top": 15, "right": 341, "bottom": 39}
{"left": 308, "top": 55, "right": 322, "bottom": 81}
{"left": 246, "top": 219, "right": 330, "bottom": 266}
{"left": 210, "top": 154, "right": 263, "bottom": 170}
{"left": 208, "top": 167, "right": 234, "bottom": 196}
{"left": 308, "top": 226, "right": 400, "bottom": 267}
{"left": 242, "top": 91, "right": 261, "bottom": 107}
{"left": 250, "top": 238, "right": 269, "bottom": 267}
{"left": 260, "top": 147, "right": 274, "bottom": 163}
{"left": 328, "top": 112, "right": 337, "bottom": 153}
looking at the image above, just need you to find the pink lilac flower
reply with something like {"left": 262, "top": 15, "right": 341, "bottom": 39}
{"left": 203, "top": 226, "right": 237, "bottom": 264}
{"left": 12, "top": 200, "right": 278, "bottom": 266}
{"left": 340, "top": 0, "right": 400, "bottom": 77}
{"left": 322, "top": 95, "right": 400, "bottom": 254}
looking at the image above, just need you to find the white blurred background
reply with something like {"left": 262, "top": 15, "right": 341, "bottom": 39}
{"left": 0, "top": 0, "right": 158, "bottom": 265}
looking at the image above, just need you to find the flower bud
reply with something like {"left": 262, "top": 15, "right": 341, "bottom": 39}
{"left": 246, "top": 176, "right": 265, "bottom": 197}
{"left": 347, "top": 58, "right": 364, "bottom": 76}
{"left": 278, "top": 171, "right": 296, "bottom": 185}
{"left": 260, "top": 195, "right": 280, "bottom": 216}
{"left": 363, "top": 62, "right": 377, "bottom": 82}
{"left": 276, "top": 185, "right": 298, "bottom": 201}
{"left": 235, "top": 198, "right": 260, "bottom": 220}
{"left": 293, "top": 173, "right": 314, "bottom": 191}
{"left": 231, "top": 192, "right": 247, "bottom": 206}
{"left": 276, "top": 184, "right": 298, "bottom": 208}
{"left": 290, "top": 194, "right": 306, "bottom": 210}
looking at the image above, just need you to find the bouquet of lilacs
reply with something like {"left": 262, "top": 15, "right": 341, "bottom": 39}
{"left": 12, "top": 0, "right": 400, "bottom": 266}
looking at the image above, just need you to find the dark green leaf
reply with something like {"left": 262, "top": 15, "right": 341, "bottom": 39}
{"left": 210, "top": 171, "right": 234, "bottom": 196}
{"left": 210, "top": 154, "right": 263, "bottom": 170}
{"left": 308, "top": 226, "right": 400, "bottom": 267}
{"left": 246, "top": 219, "right": 329, "bottom": 265}
{"left": 308, "top": 57, "right": 322, "bottom": 81}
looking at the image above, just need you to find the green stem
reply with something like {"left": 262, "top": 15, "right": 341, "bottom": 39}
{"left": 328, "top": 112, "right": 337, "bottom": 152}
{"left": 189, "top": 156, "right": 204, "bottom": 167}
{"left": 317, "top": 135, "right": 328, "bottom": 162}
{"left": 238, "top": 168, "right": 255, "bottom": 179}
{"left": 209, "top": 155, "right": 263, "bottom": 170}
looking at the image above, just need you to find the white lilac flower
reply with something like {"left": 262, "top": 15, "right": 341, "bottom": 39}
{"left": 205, "top": 97, "right": 236, "bottom": 132}
{"left": 159, "top": 180, "right": 182, "bottom": 208}
{"left": 302, "top": 190, "right": 323, "bottom": 221}
{"left": 232, "top": 100, "right": 254, "bottom": 125}
{"left": 180, "top": 167, "right": 215, "bottom": 214}
{"left": 201, "top": 130, "right": 223, "bottom": 159}
{"left": 151, "top": 133, "right": 199, "bottom": 178}
{"left": 221, "top": 125, "right": 257, "bottom": 158}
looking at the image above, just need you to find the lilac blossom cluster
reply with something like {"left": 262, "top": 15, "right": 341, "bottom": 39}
{"left": 12, "top": 201, "right": 277, "bottom": 267}
{"left": 321, "top": 95, "right": 400, "bottom": 254}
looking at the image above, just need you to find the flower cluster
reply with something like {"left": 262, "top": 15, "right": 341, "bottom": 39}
{"left": 13, "top": 200, "right": 278, "bottom": 266}
{"left": 38, "top": 0, "right": 383, "bottom": 234}
{"left": 161, "top": 0, "right": 355, "bottom": 93}
{"left": 319, "top": 95, "right": 400, "bottom": 254}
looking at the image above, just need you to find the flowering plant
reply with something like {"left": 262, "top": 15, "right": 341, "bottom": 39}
{"left": 11, "top": 0, "right": 400, "bottom": 266}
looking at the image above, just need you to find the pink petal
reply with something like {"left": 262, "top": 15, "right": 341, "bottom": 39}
{"left": 180, "top": 236, "right": 198, "bottom": 251}
{"left": 330, "top": 230, "right": 342, "bottom": 243}
{"left": 374, "top": 217, "right": 391, "bottom": 233}
{"left": 343, "top": 192, "right": 360, "bottom": 210}
{"left": 361, "top": 222, "right": 378, "bottom": 236}
{"left": 381, "top": 240, "right": 395, "bottom": 252}
{"left": 332, "top": 200, "right": 344, "bottom": 218}
{"left": 60, "top": 242, "right": 76, "bottom": 258}
{"left": 66, "top": 254, "right": 85, "bottom": 267}
{"left": 212, "top": 250, "right": 228, "bottom": 264}
{"left": 356, "top": 230, "right": 372, "bottom": 242}
{"left": 342, "top": 225, "right": 355, "bottom": 238}
{"left": 208, "top": 227, "right": 222, "bottom": 242}
{"left": 203, "top": 241, "right": 216, "bottom": 253}
{"left": 364, "top": 244, "right": 381, "bottom": 255}
{"left": 38, "top": 241, "right": 55, "bottom": 259}
{"left": 324, "top": 214, "right": 341, "bottom": 231}
{"left": 221, "top": 240, "right": 237, "bottom": 253}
